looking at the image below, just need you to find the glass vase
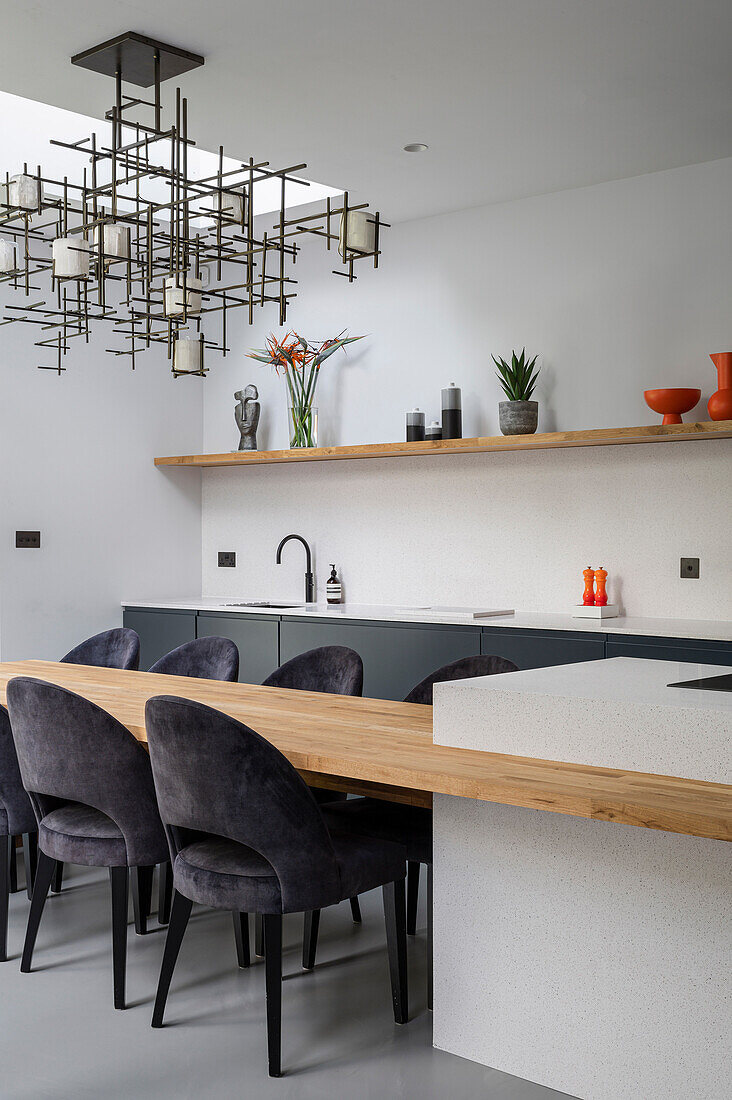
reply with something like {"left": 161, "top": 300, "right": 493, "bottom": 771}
{"left": 288, "top": 404, "right": 318, "bottom": 448}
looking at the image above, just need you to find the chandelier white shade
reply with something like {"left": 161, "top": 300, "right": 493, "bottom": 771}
{"left": 52, "top": 236, "right": 91, "bottom": 279}
{"left": 217, "top": 190, "right": 245, "bottom": 223}
{"left": 164, "top": 275, "right": 203, "bottom": 317}
{"left": 0, "top": 239, "right": 16, "bottom": 273}
{"left": 9, "top": 173, "right": 40, "bottom": 211}
{"left": 173, "top": 335, "right": 204, "bottom": 376}
{"left": 339, "top": 209, "right": 376, "bottom": 258}
{"left": 95, "top": 223, "right": 130, "bottom": 260}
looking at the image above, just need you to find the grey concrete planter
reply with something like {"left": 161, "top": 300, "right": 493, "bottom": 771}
{"left": 498, "top": 400, "right": 538, "bottom": 436}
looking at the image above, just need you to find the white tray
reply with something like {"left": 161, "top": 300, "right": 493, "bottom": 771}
{"left": 571, "top": 604, "right": 619, "bottom": 619}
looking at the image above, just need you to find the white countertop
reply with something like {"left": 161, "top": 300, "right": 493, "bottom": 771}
{"left": 121, "top": 597, "right": 732, "bottom": 642}
{"left": 433, "top": 656, "right": 732, "bottom": 784}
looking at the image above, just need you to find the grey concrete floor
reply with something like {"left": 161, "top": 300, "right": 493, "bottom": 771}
{"left": 1, "top": 864, "right": 574, "bottom": 1099}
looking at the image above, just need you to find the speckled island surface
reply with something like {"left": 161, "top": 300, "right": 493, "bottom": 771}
{"left": 431, "top": 656, "right": 731, "bottom": 1100}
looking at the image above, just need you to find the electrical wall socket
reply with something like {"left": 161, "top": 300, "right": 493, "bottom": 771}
{"left": 16, "top": 531, "right": 41, "bottom": 548}
{"left": 218, "top": 551, "right": 236, "bottom": 568}
{"left": 680, "top": 557, "right": 700, "bottom": 579}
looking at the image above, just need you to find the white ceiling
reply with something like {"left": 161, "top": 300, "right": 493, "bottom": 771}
{"left": 1, "top": 0, "right": 731, "bottom": 223}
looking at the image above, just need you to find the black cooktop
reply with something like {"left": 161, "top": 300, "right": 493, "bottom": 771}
{"left": 668, "top": 672, "right": 732, "bottom": 692}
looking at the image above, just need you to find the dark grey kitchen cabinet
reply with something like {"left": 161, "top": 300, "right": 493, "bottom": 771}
{"left": 481, "top": 626, "right": 606, "bottom": 670}
{"left": 123, "top": 607, "right": 196, "bottom": 671}
{"left": 605, "top": 634, "right": 732, "bottom": 667}
{"left": 196, "top": 612, "right": 279, "bottom": 684}
{"left": 279, "top": 617, "right": 482, "bottom": 700}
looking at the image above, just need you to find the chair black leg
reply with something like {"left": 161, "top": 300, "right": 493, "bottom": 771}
{"left": 383, "top": 879, "right": 408, "bottom": 1025}
{"left": 51, "top": 861, "right": 64, "bottom": 894}
{"left": 158, "top": 861, "right": 173, "bottom": 925}
{"left": 233, "top": 912, "right": 250, "bottom": 968}
{"left": 109, "top": 866, "right": 129, "bottom": 1009}
{"left": 406, "top": 861, "right": 420, "bottom": 935}
{"left": 20, "top": 850, "right": 56, "bottom": 973}
{"left": 302, "top": 910, "right": 320, "bottom": 971}
{"left": 263, "top": 914, "right": 283, "bottom": 1077}
{"left": 255, "top": 912, "right": 264, "bottom": 957}
{"left": 131, "top": 865, "right": 154, "bottom": 935}
{"left": 152, "top": 891, "right": 193, "bottom": 1028}
{"left": 349, "top": 896, "right": 362, "bottom": 924}
{"left": 427, "top": 862, "right": 433, "bottom": 1010}
{"left": 0, "top": 835, "right": 10, "bottom": 962}
{"left": 9, "top": 837, "right": 19, "bottom": 894}
{"left": 22, "top": 833, "right": 38, "bottom": 902}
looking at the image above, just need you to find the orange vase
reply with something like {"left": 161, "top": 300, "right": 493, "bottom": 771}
{"left": 708, "top": 353, "right": 732, "bottom": 421}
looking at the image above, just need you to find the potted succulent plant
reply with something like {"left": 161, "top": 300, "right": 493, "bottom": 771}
{"left": 492, "top": 349, "right": 540, "bottom": 435}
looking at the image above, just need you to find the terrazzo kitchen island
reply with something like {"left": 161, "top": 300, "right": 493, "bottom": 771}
{"left": 432, "top": 657, "right": 731, "bottom": 1100}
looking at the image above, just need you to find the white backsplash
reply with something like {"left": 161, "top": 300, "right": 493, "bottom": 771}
{"left": 202, "top": 440, "right": 732, "bottom": 621}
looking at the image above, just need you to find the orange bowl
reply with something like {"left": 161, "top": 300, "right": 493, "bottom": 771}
{"left": 644, "top": 388, "right": 701, "bottom": 425}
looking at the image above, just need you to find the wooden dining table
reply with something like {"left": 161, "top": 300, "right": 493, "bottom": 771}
{"left": 0, "top": 660, "right": 729, "bottom": 841}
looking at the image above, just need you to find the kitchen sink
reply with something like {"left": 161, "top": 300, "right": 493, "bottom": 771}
{"left": 223, "top": 601, "right": 304, "bottom": 609}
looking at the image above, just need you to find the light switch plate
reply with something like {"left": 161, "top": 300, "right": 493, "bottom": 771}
{"left": 218, "top": 551, "right": 236, "bottom": 568}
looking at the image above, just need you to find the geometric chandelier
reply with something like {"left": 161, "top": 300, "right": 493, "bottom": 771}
{"left": 0, "top": 32, "right": 387, "bottom": 377}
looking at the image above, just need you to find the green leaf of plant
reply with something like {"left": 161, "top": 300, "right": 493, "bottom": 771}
{"left": 315, "top": 342, "right": 345, "bottom": 364}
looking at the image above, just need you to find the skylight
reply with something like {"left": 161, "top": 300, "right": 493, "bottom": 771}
{"left": 0, "top": 89, "right": 341, "bottom": 217}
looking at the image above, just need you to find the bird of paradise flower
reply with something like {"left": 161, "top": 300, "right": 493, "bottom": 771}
{"left": 248, "top": 331, "right": 364, "bottom": 447}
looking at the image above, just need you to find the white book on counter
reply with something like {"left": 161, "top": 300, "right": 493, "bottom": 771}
{"left": 398, "top": 606, "right": 515, "bottom": 620}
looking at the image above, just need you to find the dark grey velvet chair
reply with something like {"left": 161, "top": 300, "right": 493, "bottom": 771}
{"left": 261, "top": 645, "right": 364, "bottom": 940}
{"left": 53, "top": 628, "right": 141, "bottom": 898}
{"left": 262, "top": 645, "right": 363, "bottom": 697}
{"left": 262, "top": 646, "right": 363, "bottom": 814}
{"left": 318, "top": 654, "right": 519, "bottom": 1002}
{"left": 6, "top": 677, "right": 168, "bottom": 1008}
{"left": 0, "top": 705, "right": 38, "bottom": 961}
{"left": 60, "top": 627, "right": 140, "bottom": 670}
{"left": 148, "top": 636, "right": 240, "bottom": 927}
{"left": 145, "top": 695, "right": 408, "bottom": 1078}
{"left": 148, "top": 636, "right": 239, "bottom": 682}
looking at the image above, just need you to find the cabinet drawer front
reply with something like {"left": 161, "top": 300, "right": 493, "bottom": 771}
{"left": 280, "top": 618, "right": 481, "bottom": 701}
{"left": 481, "top": 627, "right": 605, "bottom": 670}
{"left": 606, "top": 636, "right": 732, "bottom": 666}
{"left": 123, "top": 608, "right": 196, "bottom": 671}
{"left": 196, "top": 612, "right": 279, "bottom": 684}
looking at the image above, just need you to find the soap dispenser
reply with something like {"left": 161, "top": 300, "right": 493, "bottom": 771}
{"left": 326, "top": 564, "right": 343, "bottom": 604}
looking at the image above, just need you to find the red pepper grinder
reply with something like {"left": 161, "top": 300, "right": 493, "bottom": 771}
{"left": 582, "top": 567, "right": 595, "bottom": 606}
{"left": 594, "top": 567, "right": 608, "bottom": 607}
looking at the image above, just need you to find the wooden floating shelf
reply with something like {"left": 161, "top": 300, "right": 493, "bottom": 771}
{"left": 154, "top": 420, "right": 732, "bottom": 469}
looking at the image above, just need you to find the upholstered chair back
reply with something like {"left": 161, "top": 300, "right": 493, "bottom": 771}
{"left": 145, "top": 695, "right": 342, "bottom": 912}
{"left": 0, "top": 704, "right": 36, "bottom": 837}
{"left": 60, "top": 627, "right": 140, "bottom": 671}
{"left": 262, "top": 646, "right": 363, "bottom": 697}
{"left": 6, "top": 678, "right": 166, "bottom": 866}
{"left": 148, "top": 636, "right": 239, "bottom": 682}
{"left": 404, "top": 654, "right": 518, "bottom": 705}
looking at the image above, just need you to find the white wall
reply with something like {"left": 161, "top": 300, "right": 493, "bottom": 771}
{"left": 0, "top": 320, "right": 203, "bottom": 661}
{"left": 200, "top": 158, "right": 732, "bottom": 621}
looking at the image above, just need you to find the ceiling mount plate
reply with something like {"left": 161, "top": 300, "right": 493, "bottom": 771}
{"left": 71, "top": 31, "right": 204, "bottom": 89}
